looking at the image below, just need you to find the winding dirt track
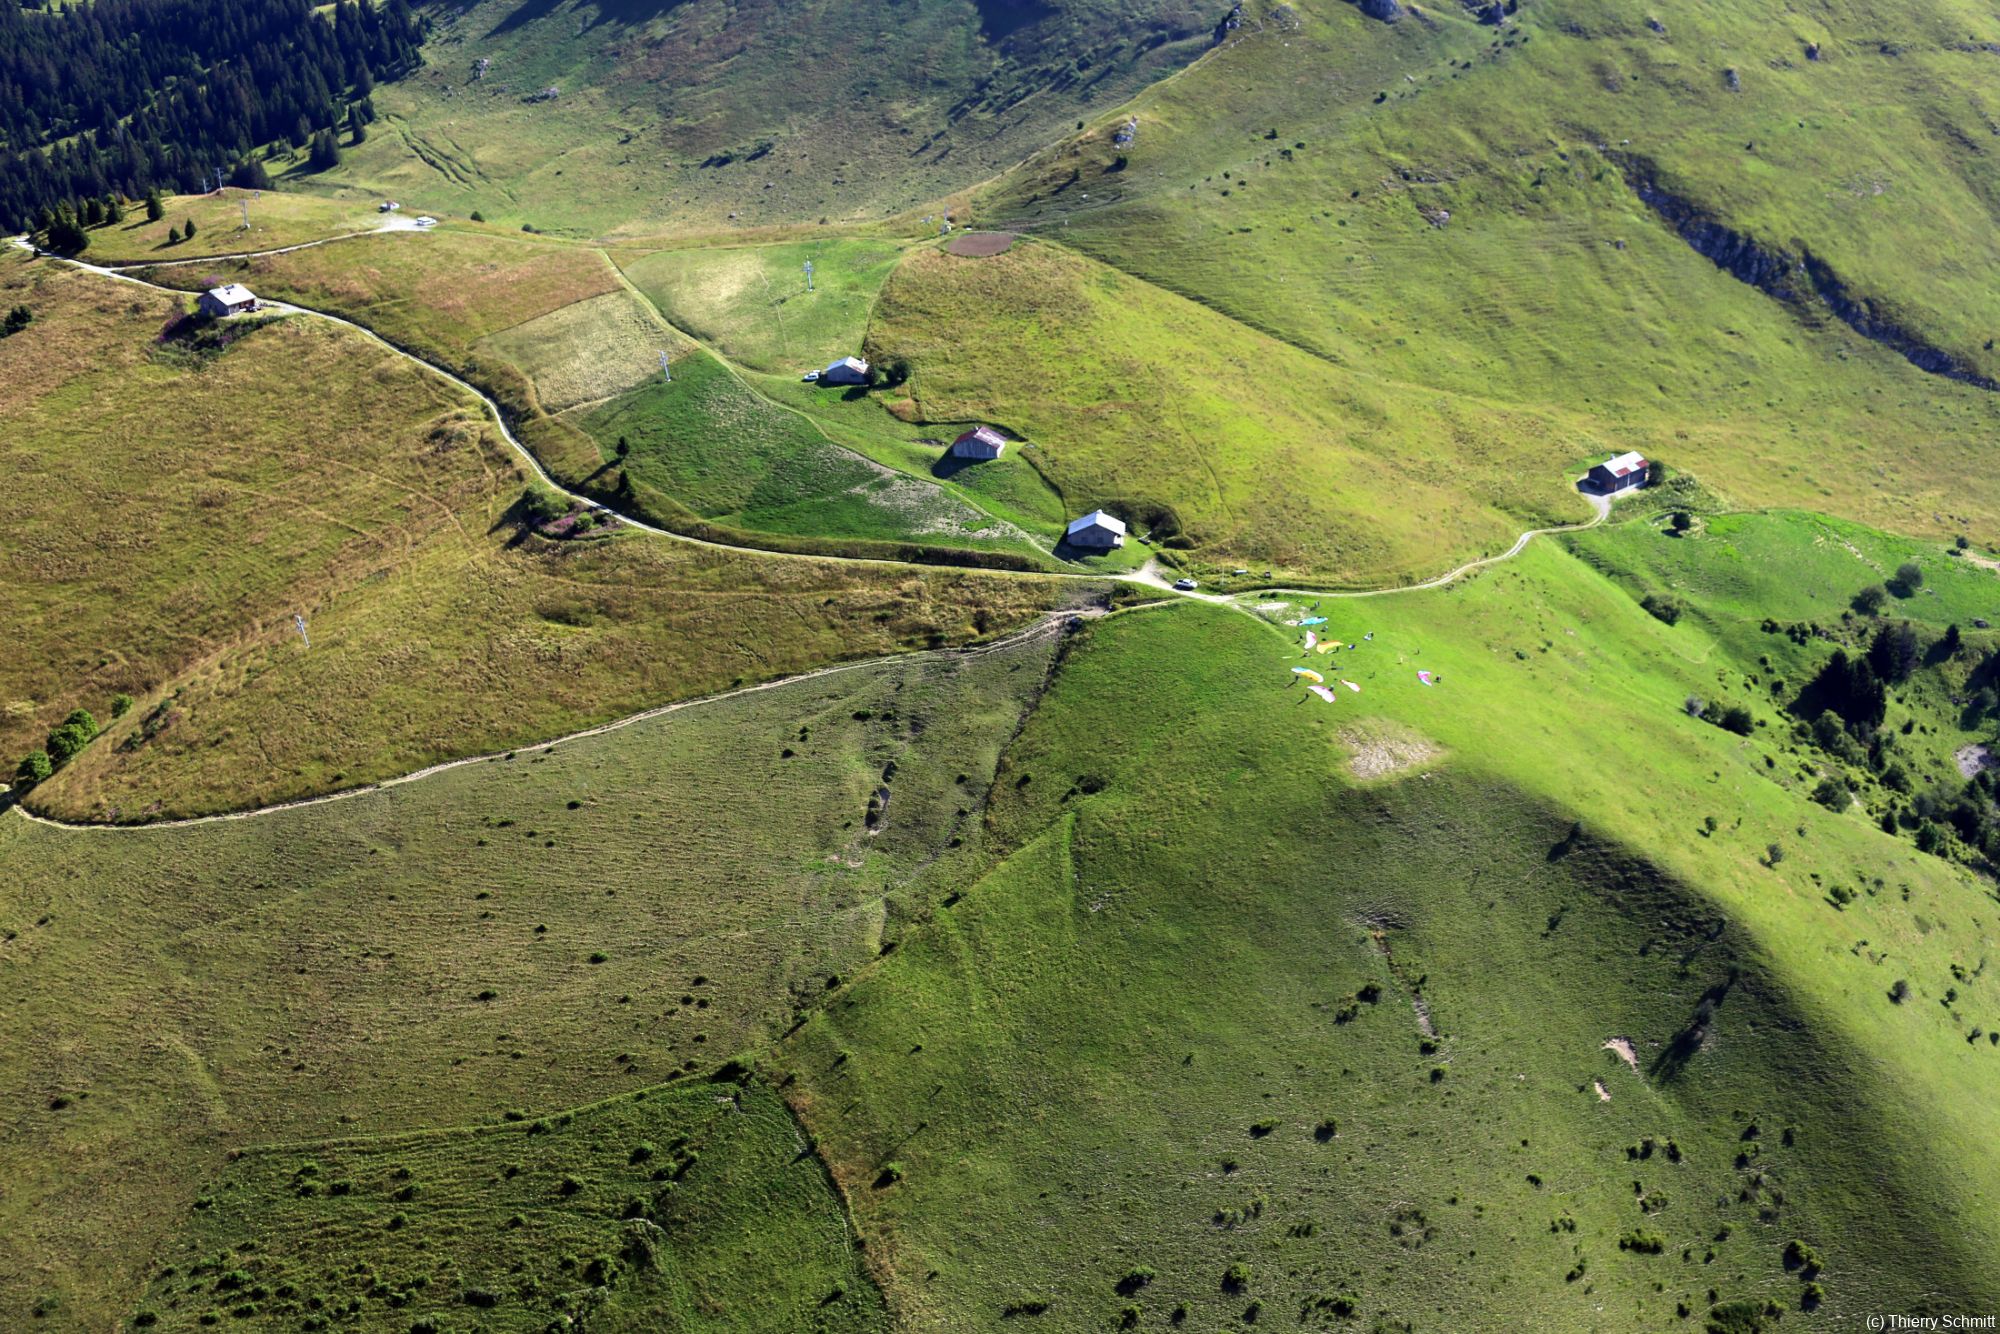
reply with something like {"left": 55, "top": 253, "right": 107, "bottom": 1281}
{"left": 8, "top": 234, "right": 1620, "bottom": 829}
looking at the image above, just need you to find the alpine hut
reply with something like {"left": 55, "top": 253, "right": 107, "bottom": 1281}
{"left": 198, "top": 284, "right": 258, "bottom": 318}
{"left": 949, "top": 426, "right": 1008, "bottom": 460}
{"left": 1065, "top": 510, "right": 1127, "bottom": 550}
{"left": 821, "top": 355, "right": 871, "bottom": 386}
{"left": 1582, "top": 451, "right": 1650, "bottom": 494}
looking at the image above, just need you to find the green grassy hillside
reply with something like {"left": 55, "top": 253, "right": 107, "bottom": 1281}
{"left": 974, "top": 0, "right": 2000, "bottom": 550}
{"left": 786, "top": 548, "right": 2000, "bottom": 1327}
{"left": 0, "top": 627, "right": 1060, "bottom": 1327}
{"left": 1, "top": 247, "right": 1072, "bottom": 819}
{"left": 616, "top": 237, "right": 906, "bottom": 377}
{"left": 133, "top": 1082, "right": 883, "bottom": 1333}
{"left": 301, "top": 0, "right": 1217, "bottom": 236}
{"left": 868, "top": 238, "right": 1597, "bottom": 582}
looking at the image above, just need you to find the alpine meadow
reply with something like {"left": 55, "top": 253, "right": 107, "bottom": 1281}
{"left": 4, "top": 0, "right": 2000, "bottom": 1330}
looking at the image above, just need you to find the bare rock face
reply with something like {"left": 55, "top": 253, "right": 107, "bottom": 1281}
{"left": 1356, "top": 0, "right": 1403, "bottom": 22}
{"left": 1646, "top": 14, "right": 1665, "bottom": 33}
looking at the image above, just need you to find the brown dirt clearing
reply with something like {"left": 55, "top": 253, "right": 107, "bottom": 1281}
{"left": 945, "top": 232, "right": 1017, "bottom": 258}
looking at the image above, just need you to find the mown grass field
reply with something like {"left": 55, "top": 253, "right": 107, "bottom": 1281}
{"left": 299, "top": 0, "right": 1217, "bottom": 236}
{"left": 570, "top": 350, "right": 1026, "bottom": 553}
{"left": 785, "top": 533, "right": 2000, "bottom": 1326}
{"left": 868, "top": 239, "right": 1594, "bottom": 583}
{"left": 477, "top": 285, "right": 694, "bottom": 412}
{"left": 616, "top": 238, "right": 907, "bottom": 376}
{"left": 0, "top": 628, "right": 1061, "bottom": 1327}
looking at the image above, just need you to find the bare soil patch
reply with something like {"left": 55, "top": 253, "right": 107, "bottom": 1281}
{"left": 1603, "top": 1037, "right": 1639, "bottom": 1072}
{"left": 945, "top": 231, "right": 1017, "bottom": 258}
{"left": 1340, "top": 722, "right": 1443, "bottom": 780}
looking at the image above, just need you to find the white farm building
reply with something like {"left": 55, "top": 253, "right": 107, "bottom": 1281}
{"left": 821, "top": 355, "right": 870, "bottom": 386}
{"left": 949, "top": 426, "right": 1008, "bottom": 460}
{"left": 197, "top": 284, "right": 257, "bottom": 318}
{"left": 1065, "top": 510, "right": 1127, "bottom": 549}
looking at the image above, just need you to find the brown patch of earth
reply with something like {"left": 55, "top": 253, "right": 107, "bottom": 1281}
{"left": 945, "top": 232, "right": 1016, "bottom": 258}
{"left": 1340, "top": 723, "right": 1443, "bottom": 780}
{"left": 1603, "top": 1037, "right": 1639, "bottom": 1072}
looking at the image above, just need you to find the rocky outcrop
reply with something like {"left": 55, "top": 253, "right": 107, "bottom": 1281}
{"left": 1800, "top": 250, "right": 1997, "bottom": 388}
{"left": 1616, "top": 156, "right": 1997, "bottom": 390}
{"left": 1619, "top": 162, "right": 1802, "bottom": 299}
{"left": 1355, "top": 0, "right": 1403, "bottom": 21}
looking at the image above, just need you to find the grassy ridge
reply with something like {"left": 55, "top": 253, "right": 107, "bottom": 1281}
{"left": 67, "top": 190, "right": 387, "bottom": 264}
{"left": 783, "top": 522, "right": 2000, "bottom": 1326}
{"left": 0, "top": 252, "right": 496, "bottom": 778}
{"left": 0, "top": 627, "right": 1059, "bottom": 1326}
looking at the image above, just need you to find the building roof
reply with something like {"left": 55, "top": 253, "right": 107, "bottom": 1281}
{"left": 1597, "top": 450, "right": 1648, "bottom": 478}
{"left": 205, "top": 283, "right": 255, "bottom": 305}
{"left": 953, "top": 426, "right": 1008, "bottom": 451}
{"left": 826, "top": 355, "right": 869, "bottom": 374}
{"left": 1066, "top": 509, "right": 1127, "bottom": 537}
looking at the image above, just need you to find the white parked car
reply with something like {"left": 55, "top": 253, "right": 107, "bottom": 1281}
{"left": 413, "top": 216, "right": 438, "bottom": 228}
{"left": 1173, "top": 577, "right": 1199, "bottom": 592}
{"left": 802, "top": 369, "right": 821, "bottom": 382}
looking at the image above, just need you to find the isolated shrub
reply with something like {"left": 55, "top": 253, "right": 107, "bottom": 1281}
{"left": 1222, "top": 1263, "right": 1251, "bottom": 1293}
{"left": 1115, "top": 1267, "right": 1155, "bottom": 1295}
{"left": 110, "top": 693, "right": 134, "bottom": 719}
{"left": 1248, "top": 1120, "right": 1277, "bottom": 1137}
{"left": 1641, "top": 593, "right": 1684, "bottom": 625}
{"left": 1717, "top": 705, "right": 1754, "bottom": 735}
{"left": 1619, "top": 1230, "right": 1666, "bottom": 1254}
{"left": 45, "top": 709, "right": 100, "bottom": 767}
{"left": 1889, "top": 979, "right": 1910, "bottom": 1004}
{"left": 1313, "top": 1119, "right": 1338, "bottom": 1142}
{"left": 1811, "top": 777, "right": 1851, "bottom": 811}
{"left": 470, "top": 210, "right": 486, "bottom": 222}
{"left": 1782, "top": 1239, "right": 1822, "bottom": 1274}
{"left": 1852, "top": 583, "right": 1888, "bottom": 615}
{"left": 14, "top": 750, "right": 52, "bottom": 786}
{"left": 1670, "top": 510, "right": 1692, "bottom": 534}
{"left": 1894, "top": 561, "right": 1924, "bottom": 592}
{"left": 461, "top": 1287, "right": 500, "bottom": 1308}
{"left": 1765, "top": 842, "right": 1785, "bottom": 866}
{"left": 1684, "top": 695, "right": 1706, "bottom": 718}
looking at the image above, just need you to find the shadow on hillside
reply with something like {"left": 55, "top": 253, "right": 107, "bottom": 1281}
{"left": 930, "top": 453, "right": 984, "bottom": 482}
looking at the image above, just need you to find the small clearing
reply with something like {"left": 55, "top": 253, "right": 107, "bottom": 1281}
{"left": 1340, "top": 722, "right": 1443, "bottom": 780}
{"left": 1956, "top": 743, "right": 1997, "bottom": 779}
{"left": 1603, "top": 1037, "right": 1640, "bottom": 1072}
{"left": 945, "top": 231, "right": 1017, "bottom": 258}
